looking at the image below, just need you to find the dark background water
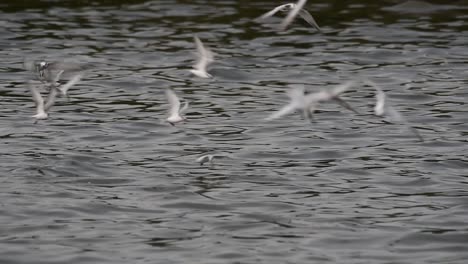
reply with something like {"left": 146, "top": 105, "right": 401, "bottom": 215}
{"left": 1, "top": 0, "right": 468, "bottom": 263}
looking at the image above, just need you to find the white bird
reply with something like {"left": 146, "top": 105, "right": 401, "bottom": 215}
{"left": 304, "top": 80, "right": 359, "bottom": 114}
{"left": 24, "top": 59, "right": 54, "bottom": 84}
{"left": 367, "top": 80, "right": 406, "bottom": 120}
{"left": 366, "top": 80, "right": 424, "bottom": 142}
{"left": 196, "top": 155, "right": 215, "bottom": 166}
{"left": 258, "top": 0, "right": 320, "bottom": 32}
{"left": 29, "top": 81, "right": 58, "bottom": 122}
{"left": 265, "top": 85, "right": 310, "bottom": 121}
{"left": 165, "top": 88, "right": 189, "bottom": 125}
{"left": 280, "top": 0, "right": 308, "bottom": 31}
{"left": 256, "top": 3, "right": 296, "bottom": 20}
{"left": 24, "top": 58, "right": 89, "bottom": 86}
{"left": 189, "top": 36, "right": 214, "bottom": 78}
{"left": 257, "top": 1, "right": 321, "bottom": 32}
{"left": 266, "top": 81, "right": 359, "bottom": 121}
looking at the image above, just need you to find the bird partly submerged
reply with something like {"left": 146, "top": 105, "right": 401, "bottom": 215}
{"left": 165, "top": 88, "right": 189, "bottom": 125}
{"left": 365, "top": 79, "right": 424, "bottom": 142}
{"left": 266, "top": 81, "right": 359, "bottom": 121}
{"left": 189, "top": 36, "right": 214, "bottom": 78}
{"left": 256, "top": 0, "right": 321, "bottom": 32}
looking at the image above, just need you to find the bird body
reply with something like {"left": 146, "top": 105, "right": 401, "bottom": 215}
{"left": 266, "top": 81, "right": 358, "bottom": 121}
{"left": 196, "top": 155, "right": 214, "bottom": 166}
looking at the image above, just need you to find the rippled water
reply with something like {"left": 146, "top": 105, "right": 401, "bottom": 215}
{"left": 1, "top": 0, "right": 468, "bottom": 263}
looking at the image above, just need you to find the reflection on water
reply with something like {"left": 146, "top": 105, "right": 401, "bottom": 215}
{"left": 1, "top": 0, "right": 468, "bottom": 263}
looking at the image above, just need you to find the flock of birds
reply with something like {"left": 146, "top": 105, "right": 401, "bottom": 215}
{"left": 23, "top": 0, "right": 424, "bottom": 165}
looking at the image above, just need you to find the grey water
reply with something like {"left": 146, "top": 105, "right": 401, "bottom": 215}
{"left": 1, "top": 0, "right": 468, "bottom": 263}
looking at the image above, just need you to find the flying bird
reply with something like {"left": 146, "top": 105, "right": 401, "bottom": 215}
{"left": 305, "top": 80, "right": 359, "bottom": 115}
{"left": 24, "top": 58, "right": 88, "bottom": 87}
{"left": 265, "top": 85, "right": 310, "bottom": 121}
{"left": 266, "top": 81, "right": 358, "bottom": 121}
{"left": 165, "top": 88, "right": 189, "bottom": 125}
{"left": 257, "top": 0, "right": 320, "bottom": 32}
{"left": 366, "top": 80, "right": 424, "bottom": 142}
{"left": 29, "top": 82, "right": 58, "bottom": 122}
{"left": 28, "top": 70, "right": 64, "bottom": 122}
{"left": 256, "top": 3, "right": 296, "bottom": 20}
{"left": 189, "top": 36, "right": 214, "bottom": 78}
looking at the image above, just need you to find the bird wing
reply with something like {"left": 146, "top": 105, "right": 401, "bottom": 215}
{"left": 166, "top": 89, "right": 181, "bottom": 116}
{"left": 333, "top": 97, "right": 359, "bottom": 114}
{"left": 58, "top": 74, "right": 82, "bottom": 96}
{"left": 304, "top": 90, "right": 330, "bottom": 103}
{"left": 193, "top": 36, "right": 214, "bottom": 71}
{"left": 330, "top": 80, "right": 355, "bottom": 97}
{"left": 54, "top": 70, "right": 64, "bottom": 82}
{"left": 52, "top": 70, "right": 64, "bottom": 87}
{"left": 298, "top": 9, "right": 321, "bottom": 31}
{"left": 47, "top": 61, "right": 87, "bottom": 72}
{"left": 327, "top": 81, "right": 359, "bottom": 113}
{"left": 29, "top": 82, "right": 44, "bottom": 112}
{"left": 387, "top": 105, "right": 424, "bottom": 141}
{"left": 44, "top": 86, "right": 58, "bottom": 111}
{"left": 256, "top": 4, "right": 291, "bottom": 20}
{"left": 364, "top": 79, "right": 387, "bottom": 116}
{"left": 374, "top": 87, "right": 386, "bottom": 116}
{"left": 386, "top": 105, "right": 404, "bottom": 123}
{"left": 279, "top": 0, "right": 308, "bottom": 31}
{"left": 265, "top": 103, "right": 298, "bottom": 121}
{"left": 180, "top": 101, "right": 189, "bottom": 114}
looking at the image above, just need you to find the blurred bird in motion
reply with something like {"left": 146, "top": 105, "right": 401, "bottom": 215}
{"left": 256, "top": 0, "right": 321, "bottom": 32}
{"left": 266, "top": 81, "right": 358, "bottom": 121}
{"left": 165, "top": 88, "right": 189, "bottom": 125}
{"left": 189, "top": 36, "right": 214, "bottom": 78}
{"left": 365, "top": 79, "right": 424, "bottom": 142}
